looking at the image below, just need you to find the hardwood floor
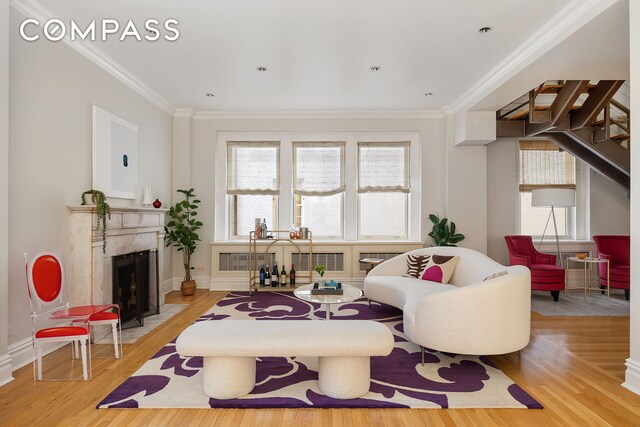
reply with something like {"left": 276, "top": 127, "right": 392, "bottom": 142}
{"left": 1, "top": 290, "right": 639, "bottom": 426}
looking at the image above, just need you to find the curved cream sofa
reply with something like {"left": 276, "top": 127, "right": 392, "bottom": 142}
{"left": 364, "top": 246, "right": 531, "bottom": 355}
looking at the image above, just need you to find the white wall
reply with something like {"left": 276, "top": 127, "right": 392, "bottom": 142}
{"left": 445, "top": 114, "right": 488, "bottom": 253}
{"left": 486, "top": 138, "right": 630, "bottom": 265}
{"left": 0, "top": 0, "right": 12, "bottom": 386}
{"left": 624, "top": 0, "right": 640, "bottom": 396}
{"left": 487, "top": 139, "right": 519, "bottom": 264}
{"left": 7, "top": 9, "right": 173, "bottom": 351}
{"left": 590, "top": 170, "right": 631, "bottom": 236}
{"left": 174, "top": 115, "right": 446, "bottom": 282}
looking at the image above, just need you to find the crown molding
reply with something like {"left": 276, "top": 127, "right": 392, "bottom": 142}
{"left": 451, "top": 0, "right": 619, "bottom": 113}
{"left": 173, "top": 108, "right": 195, "bottom": 118}
{"left": 440, "top": 106, "right": 454, "bottom": 116}
{"left": 192, "top": 109, "right": 443, "bottom": 121}
{"left": 10, "top": 0, "right": 176, "bottom": 115}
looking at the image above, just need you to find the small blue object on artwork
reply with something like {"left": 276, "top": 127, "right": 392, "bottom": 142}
{"left": 123, "top": 154, "right": 128, "bottom": 167}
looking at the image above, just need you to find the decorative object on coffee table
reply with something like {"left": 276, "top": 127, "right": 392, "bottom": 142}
{"left": 311, "top": 281, "right": 343, "bottom": 295}
{"left": 315, "top": 264, "right": 326, "bottom": 287}
{"left": 295, "top": 283, "right": 362, "bottom": 319}
{"left": 165, "top": 188, "right": 203, "bottom": 296}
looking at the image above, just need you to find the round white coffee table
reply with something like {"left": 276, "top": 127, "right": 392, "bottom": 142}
{"left": 294, "top": 284, "right": 363, "bottom": 319}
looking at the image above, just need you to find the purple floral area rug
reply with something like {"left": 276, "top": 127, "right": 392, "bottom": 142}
{"left": 98, "top": 292, "right": 541, "bottom": 409}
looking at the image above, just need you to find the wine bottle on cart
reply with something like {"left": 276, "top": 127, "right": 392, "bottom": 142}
{"left": 264, "top": 265, "right": 271, "bottom": 287}
{"left": 272, "top": 264, "right": 279, "bottom": 287}
{"left": 259, "top": 264, "right": 265, "bottom": 287}
{"left": 290, "top": 264, "right": 296, "bottom": 287}
{"left": 280, "top": 265, "right": 287, "bottom": 287}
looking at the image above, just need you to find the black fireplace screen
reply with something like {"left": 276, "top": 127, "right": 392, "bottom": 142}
{"left": 112, "top": 250, "right": 159, "bottom": 328}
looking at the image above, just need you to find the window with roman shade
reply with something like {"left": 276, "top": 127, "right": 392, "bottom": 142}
{"left": 227, "top": 141, "right": 280, "bottom": 237}
{"left": 519, "top": 140, "right": 576, "bottom": 237}
{"left": 357, "top": 142, "right": 410, "bottom": 238}
{"left": 293, "top": 142, "right": 345, "bottom": 237}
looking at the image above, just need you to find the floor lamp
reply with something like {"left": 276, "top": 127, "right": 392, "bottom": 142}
{"left": 531, "top": 188, "right": 576, "bottom": 268}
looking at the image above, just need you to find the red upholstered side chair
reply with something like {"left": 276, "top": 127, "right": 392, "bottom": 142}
{"left": 593, "top": 235, "right": 630, "bottom": 300}
{"left": 25, "top": 250, "right": 91, "bottom": 380}
{"left": 504, "top": 235, "right": 565, "bottom": 301}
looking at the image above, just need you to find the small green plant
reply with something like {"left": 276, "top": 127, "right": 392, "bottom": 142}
{"left": 427, "top": 214, "right": 465, "bottom": 247}
{"left": 81, "top": 190, "right": 111, "bottom": 253}
{"left": 315, "top": 264, "right": 326, "bottom": 277}
{"left": 164, "top": 188, "right": 203, "bottom": 282}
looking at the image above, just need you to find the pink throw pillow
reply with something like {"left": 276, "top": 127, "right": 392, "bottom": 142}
{"left": 421, "top": 255, "right": 460, "bottom": 284}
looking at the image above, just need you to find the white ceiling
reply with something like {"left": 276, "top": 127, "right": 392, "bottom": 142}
{"left": 33, "top": 0, "right": 589, "bottom": 110}
{"left": 471, "top": 0, "right": 630, "bottom": 111}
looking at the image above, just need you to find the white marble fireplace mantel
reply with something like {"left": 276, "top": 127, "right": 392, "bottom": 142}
{"left": 67, "top": 205, "right": 167, "bottom": 308}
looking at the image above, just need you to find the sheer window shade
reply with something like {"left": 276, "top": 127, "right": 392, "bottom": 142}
{"left": 358, "top": 142, "right": 410, "bottom": 193}
{"left": 519, "top": 140, "right": 575, "bottom": 192}
{"left": 293, "top": 142, "right": 345, "bottom": 196}
{"left": 227, "top": 142, "right": 280, "bottom": 195}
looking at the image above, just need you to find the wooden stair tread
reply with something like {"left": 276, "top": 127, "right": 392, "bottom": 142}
{"left": 539, "top": 83, "right": 596, "bottom": 94}
{"left": 610, "top": 133, "right": 630, "bottom": 141}
{"left": 507, "top": 105, "right": 580, "bottom": 121}
{"left": 592, "top": 118, "right": 629, "bottom": 127}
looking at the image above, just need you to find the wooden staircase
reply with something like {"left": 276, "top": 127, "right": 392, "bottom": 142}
{"left": 497, "top": 80, "right": 630, "bottom": 191}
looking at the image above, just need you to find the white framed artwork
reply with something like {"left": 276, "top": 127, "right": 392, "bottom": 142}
{"left": 92, "top": 106, "right": 139, "bottom": 199}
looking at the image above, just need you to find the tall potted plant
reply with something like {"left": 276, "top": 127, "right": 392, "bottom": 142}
{"left": 165, "top": 188, "right": 203, "bottom": 296}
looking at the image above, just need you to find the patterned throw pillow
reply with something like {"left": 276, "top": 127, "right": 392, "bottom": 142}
{"left": 406, "top": 255, "right": 431, "bottom": 278}
{"left": 484, "top": 271, "right": 508, "bottom": 281}
{"left": 421, "top": 255, "right": 460, "bottom": 284}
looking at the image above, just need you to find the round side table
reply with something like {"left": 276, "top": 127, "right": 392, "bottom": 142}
{"left": 566, "top": 257, "right": 610, "bottom": 302}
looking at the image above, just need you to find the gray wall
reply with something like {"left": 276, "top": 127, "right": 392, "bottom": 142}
{"left": 8, "top": 9, "right": 173, "bottom": 348}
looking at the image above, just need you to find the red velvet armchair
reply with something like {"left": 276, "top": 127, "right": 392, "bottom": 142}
{"left": 504, "top": 235, "right": 565, "bottom": 301}
{"left": 593, "top": 235, "right": 630, "bottom": 300}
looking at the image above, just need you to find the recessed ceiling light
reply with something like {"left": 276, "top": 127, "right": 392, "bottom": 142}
{"left": 204, "top": 93, "right": 215, "bottom": 97}
{"left": 370, "top": 66, "right": 381, "bottom": 71}
{"left": 478, "top": 26, "right": 492, "bottom": 33}
{"left": 257, "top": 66, "right": 268, "bottom": 72}
{"left": 424, "top": 92, "right": 433, "bottom": 97}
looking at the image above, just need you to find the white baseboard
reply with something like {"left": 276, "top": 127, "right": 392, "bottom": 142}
{"left": 623, "top": 357, "right": 640, "bottom": 396}
{"left": 209, "top": 277, "right": 248, "bottom": 291}
{"left": 8, "top": 337, "right": 34, "bottom": 372}
{"left": 161, "top": 279, "right": 174, "bottom": 303}
{"left": 165, "top": 276, "right": 211, "bottom": 292}
{"left": 210, "top": 277, "right": 365, "bottom": 291}
{"left": 0, "top": 353, "right": 14, "bottom": 387}
{"left": 6, "top": 337, "right": 68, "bottom": 375}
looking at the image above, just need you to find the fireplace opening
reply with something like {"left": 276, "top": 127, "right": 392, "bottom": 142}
{"left": 112, "top": 250, "right": 159, "bottom": 329}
